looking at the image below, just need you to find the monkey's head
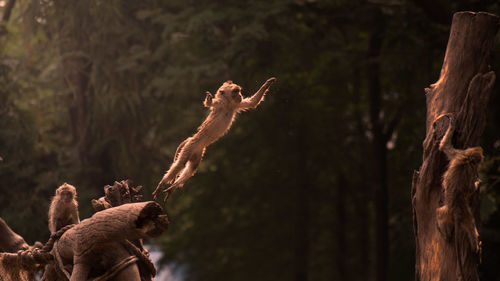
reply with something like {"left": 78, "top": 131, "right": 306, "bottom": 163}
{"left": 56, "top": 183, "right": 77, "bottom": 203}
{"left": 215, "top": 81, "right": 243, "bottom": 106}
{"left": 454, "top": 147, "right": 484, "bottom": 174}
{"left": 464, "top": 146, "right": 484, "bottom": 166}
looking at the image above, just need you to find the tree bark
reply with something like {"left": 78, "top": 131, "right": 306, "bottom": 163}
{"left": 56, "top": 201, "right": 168, "bottom": 281}
{"left": 412, "top": 11, "right": 499, "bottom": 281}
{"left": 58, "top": 202, "right": 167, "bottom": 255}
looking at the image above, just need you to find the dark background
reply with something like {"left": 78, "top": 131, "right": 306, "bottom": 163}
{"left": 1, "top": 0, "right": 500, "bottom": 280}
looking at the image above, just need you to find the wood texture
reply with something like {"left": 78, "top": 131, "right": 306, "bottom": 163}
{"left": 412, "top": 11, "right": 499, "bottom": 281}
{"left": 55, "top": 201, "right": 168, "bottom": 281}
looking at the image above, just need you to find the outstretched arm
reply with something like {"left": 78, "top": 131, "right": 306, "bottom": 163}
{"left": 238, "top": 77, "right": 276, "bottom": 110}
{"left": 438, "top": 115, "right": 459, "bottom": 160}
{"left": 204, "top": 91, "right": 213, "bottom": 107}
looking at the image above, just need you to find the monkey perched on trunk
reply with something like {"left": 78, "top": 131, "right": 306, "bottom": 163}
{"left": 153, "top": 77, "right": 276, "bottom": 202}
{"left": 48, "top": 183, "right": 80, "bottom": 235}
{"left": 436, "top": 115, "right": 483, "bottom": 280}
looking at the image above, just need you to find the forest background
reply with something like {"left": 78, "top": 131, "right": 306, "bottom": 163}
{"left": 1, "top": 0, "right": 500, "bottom": 281}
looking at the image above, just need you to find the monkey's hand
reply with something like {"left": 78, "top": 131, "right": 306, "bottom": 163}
{"left": 204, "top": 91, "right": 213, "bottom": 107}
{"left": 238, "top": 77, "right": 276, "bottom": 110}
{"left": 265, "top": 77, "right": 276, "bottom": 87}
{"left": 435, "top": 113, "right": 459, "bottom": 159}
{"left": 260, "top": 77, "right": 276, "bottom": 94}
{"left": 266, "top": 77, "right": 276, "bottom": 83}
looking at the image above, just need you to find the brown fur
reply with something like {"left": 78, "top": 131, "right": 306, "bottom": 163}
{"left": 48, "top": 183, "right": 80, "bottom": 234}
{"left": 153, "top": 77, "right": 276, "bottom": 202}
{"left": 436, "top": 116, "right": 482, "bottom": 280}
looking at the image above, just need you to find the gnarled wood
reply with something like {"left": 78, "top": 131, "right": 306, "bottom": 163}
{"left": 89, "top": 180, "right": 157, "bottom": 280}
{"left": 0, "top": 180, "right": 168, "bottom": 281}
{"left": 412, "top": 11, "right": 499, "bottom": 281}
{"left": 55, "top": 201, "right": 168, "bottom": 281}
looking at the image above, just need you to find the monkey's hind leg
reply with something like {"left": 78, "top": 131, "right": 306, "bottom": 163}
{"left": 173, "top": 138, "right": 190, "bottom": 164}
{"left": 153, "top": 147, "right": 191, "bottom": 200}
{"left": 162, "top": 149, "right": 205, "bottom": 202}
{"left": 165, "top": 138, "right": 192, "bottom": 185}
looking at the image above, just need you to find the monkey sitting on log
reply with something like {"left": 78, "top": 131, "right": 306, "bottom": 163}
{"left": 153, "top": 77, "right": 276, "bottom": 202}
{"left": 436, "top": 115, "right": 483, "bottom": 256}
{"left": 48, "top": 183, "right": 80, "bottom": 235}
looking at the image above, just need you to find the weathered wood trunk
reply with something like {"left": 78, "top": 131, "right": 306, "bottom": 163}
{"left": 412, "top": 12, "right": 499, "bottom": 281}
{"left": 56, "top": 201, "right": 168, "bottom": 281}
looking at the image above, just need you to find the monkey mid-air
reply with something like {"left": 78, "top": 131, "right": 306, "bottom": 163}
{"left": 153, "top": 77, "right": 276, "bottom": 202}
{"left": 48, "top": 183, "right": 80, "bottom": 235}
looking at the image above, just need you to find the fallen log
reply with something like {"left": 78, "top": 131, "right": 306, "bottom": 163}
{"left": 54, "top": 201, "right": 168, "bottom": 281}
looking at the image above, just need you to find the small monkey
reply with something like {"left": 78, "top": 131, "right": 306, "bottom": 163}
{"left": 48, "top": 183, "right": 80, "bottom": 235}
{"left": 153, "top": 77, "right": 276, "bottom": 202}
{"left": 435, "top": 115, "right": 482, "bottom": 280}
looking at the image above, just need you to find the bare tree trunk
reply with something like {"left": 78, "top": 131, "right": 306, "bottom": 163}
{"left": 412, "top": 11, "right": 499, "bottom": 281}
